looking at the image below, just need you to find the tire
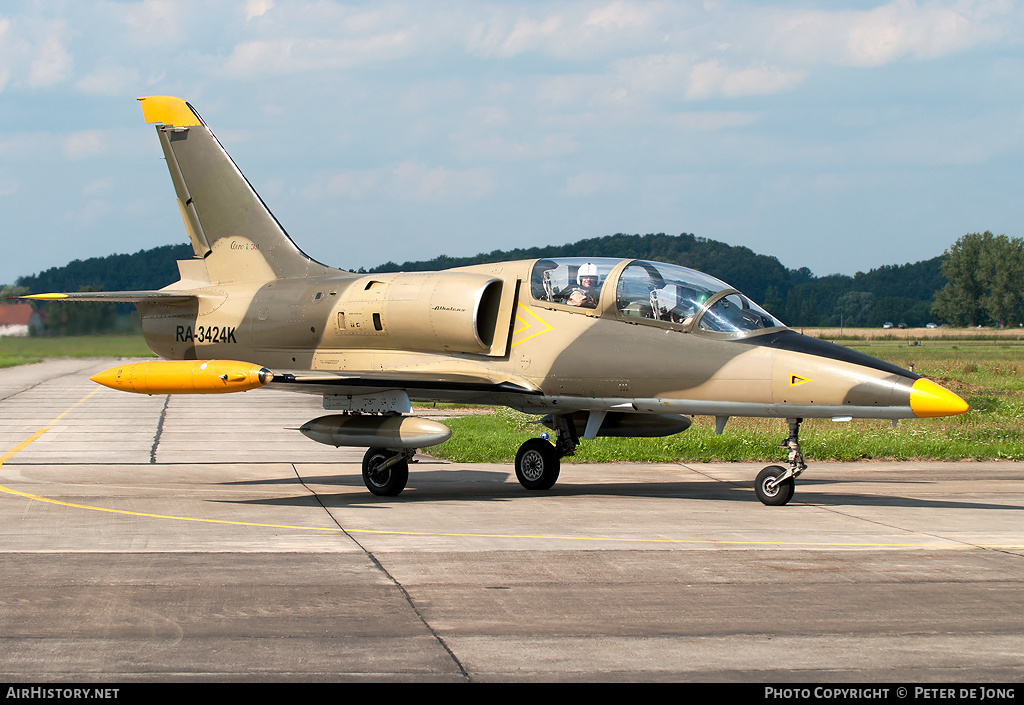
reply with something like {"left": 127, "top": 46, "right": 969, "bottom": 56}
{"left": 754, "top": 465, "right": 795, "bottom": 506}
{"left": 514, "top": 438, "right": 560, "bottom": 491}
{"left": 362, "top": 447, "right": 409, "bottom": 497}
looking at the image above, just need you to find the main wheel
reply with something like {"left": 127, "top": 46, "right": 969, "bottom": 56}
{"left": 515, "top": 438, "right": 560, "bottom": 491}
{"left": 362, "top": 447, "right": 409, "bottom": 496}
{"left": 755, "top": 465, "right": 795, "bottom": 506}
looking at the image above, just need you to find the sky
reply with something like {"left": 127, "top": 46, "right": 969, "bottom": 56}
{"left": 1, "top": 0, "right": 1023, "bottom": 286}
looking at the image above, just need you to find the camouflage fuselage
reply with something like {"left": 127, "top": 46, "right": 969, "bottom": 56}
{"left": 139, "top": 254, "right": 928, "bottom": 421}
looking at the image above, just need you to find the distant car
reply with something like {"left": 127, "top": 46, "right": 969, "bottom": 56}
{"left": 883, "top": 322, "right": 894, "bottom": 329}
{"left": 926, "top": 322, "right": 938, "bottom": 329}
{"left": 897, "top": 323, "right": 907, "bottom": 329}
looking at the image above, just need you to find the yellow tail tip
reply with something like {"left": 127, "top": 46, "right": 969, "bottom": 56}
{"left": 138, "top": 96, "right": 202, "bottom": 127}
{"left": 910, "top": 378, "right": 970, "bottom": 418}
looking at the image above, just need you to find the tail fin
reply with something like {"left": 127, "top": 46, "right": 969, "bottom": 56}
{"left": 138, "top": 96, "right": 335, "bottom": 284}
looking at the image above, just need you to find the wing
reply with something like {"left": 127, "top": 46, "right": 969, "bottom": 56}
{"left": 87, "top": 359, "right": 542, "bottom": 403}
{"left": 268, "top": 368, "right": 542, "bottom": 401}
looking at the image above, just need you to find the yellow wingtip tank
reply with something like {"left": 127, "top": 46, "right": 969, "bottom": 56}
{"left": 90, "top": 360, "right": 272, "bottom": 395}
{"left": 19, "top": 293, "right": 69, "bottom": 300}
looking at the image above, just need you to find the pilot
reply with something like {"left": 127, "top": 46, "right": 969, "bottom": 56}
{"left": 566, "top": 263, "right": 600, "bottom": 308}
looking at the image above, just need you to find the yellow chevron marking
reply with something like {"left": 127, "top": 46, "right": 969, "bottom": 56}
{"left": 512, "top": 304, "right": 553, "bottom": 347}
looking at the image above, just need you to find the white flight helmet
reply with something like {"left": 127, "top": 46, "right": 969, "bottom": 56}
{"left": 577, "top": 262, "right": 599, "bottom": 286}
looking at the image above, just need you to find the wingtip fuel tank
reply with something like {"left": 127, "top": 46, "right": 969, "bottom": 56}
{"left": 90, "top": 360, "right": 272, "bottom": 395}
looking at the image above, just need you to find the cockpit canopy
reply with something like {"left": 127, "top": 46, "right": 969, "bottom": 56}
{"left": 530, "top": 257, "right": 784, "bottom": 336}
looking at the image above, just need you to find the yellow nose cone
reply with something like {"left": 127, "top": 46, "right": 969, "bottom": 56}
{"left": 910, "top": 378, "right": 970, "bottom": 418}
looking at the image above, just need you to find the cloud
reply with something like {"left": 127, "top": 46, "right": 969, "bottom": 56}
{"left": 537, "top": 52, "right": 806, "bottom": 110}
{"left": 671, "top": 111, "right": 761, "bottom": 130}
{"left": 455, "top": 133, "right": 578, "bottom": 162}
{"left": 0, "top": 176, "right": 18, "bottom": 197}
{"left": 685, "top": 59, "right": 807, "bottom": 100}
{"left": 392, "top": 161, "right": 493, "bottom": 201}
{"left": 0, "top": 19, "right": 10, "bottom": 91}
{"left": 0, "top": 16, "right": 74, "bottom": 91}
{"left": 117, "top": 0, "right": 192, "bottom": 46}
{"left": 246, "top": 0, "right": 275, "bottom": 22}
{"left": 27, "top": 25, "right": 72, "bottom": 87}
{"left": 309, "top": 162, "right": 494, "bottom": 203}
{"left": 769, "top": 0, "right": 1014, "bottom": 68}
{"left": 66, "top": 198, "right": 112, "bottom": 227}
{"left": 75, "top": 62, "right": 141, "bottom": 96}
{"left": 565, "top": 170, "right": 622, "bottom": 197}
{"left": 479, "top": 15, "right": 564, "bottom": 58}
{"left": 62, "top": 131, "right": 106, "bottom": 160}
{"left": 222, "top": 32, "right": 412, "bottom": 76}
{"left": 467, "top": 0, "right": 673, "bottom": 60}
{"left": 83, "top": 178, "right": 114, "bottom": 196}
{"left": 584, "top": 1, "right": 658, "bottom": 32}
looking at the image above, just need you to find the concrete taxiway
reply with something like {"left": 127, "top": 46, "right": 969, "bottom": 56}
{"left": 1, "top": 358, "right": 1022, "bottom": 682}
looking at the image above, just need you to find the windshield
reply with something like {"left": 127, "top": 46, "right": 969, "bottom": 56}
{"left": 615, "top": 260, "right": 783, "bottom": 334}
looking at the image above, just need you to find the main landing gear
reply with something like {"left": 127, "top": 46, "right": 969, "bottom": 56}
{"left": 754, "top": 418, "right": 807, "bottom": 506}
{"left": 362, "top": 447, "right": 414, "bottom": 496}
{"left": 514, "top": 413, "right": 578, "bottom": 491}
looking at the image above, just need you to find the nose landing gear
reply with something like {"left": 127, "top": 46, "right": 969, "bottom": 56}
{"left": 754, "top": 418, "right": 806, "bottom": 506}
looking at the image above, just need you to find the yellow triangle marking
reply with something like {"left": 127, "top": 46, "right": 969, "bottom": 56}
{"left": 790, "top": 375, "right": 811, "bottom": 386}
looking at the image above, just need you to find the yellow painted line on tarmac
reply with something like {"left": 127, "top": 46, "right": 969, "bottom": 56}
{"left": 0, "top": 429, "right": 49, "bottom": 465}
{"left": 2, "top": 390, "right": 1023, "bottom": 549}
{"left": 0, "top": 390, "right": 99, "bottom": 465}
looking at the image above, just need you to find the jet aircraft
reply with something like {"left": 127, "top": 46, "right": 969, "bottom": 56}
{"left": 26, "top": 96, "right": 969, "bottom": 505}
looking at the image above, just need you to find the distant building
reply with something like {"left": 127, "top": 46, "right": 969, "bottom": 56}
{"left": 0, "top": 304, "right": 45, "bottom": 337}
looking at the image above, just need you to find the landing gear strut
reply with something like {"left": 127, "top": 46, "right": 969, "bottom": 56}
{"left": 514, "top": 413, "right": 578, "bottom": 491}
{"left": 754, "top": 418, "right": 806, "bottom": 506}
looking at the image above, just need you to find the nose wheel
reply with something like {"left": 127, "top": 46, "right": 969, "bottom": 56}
{"left": 755, "top": 465, "right": 795, "bottom": 506}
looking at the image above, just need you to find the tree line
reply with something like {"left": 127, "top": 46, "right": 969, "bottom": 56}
{"left": 4, "top": 232, "right": 1018, "bottom": 334}
{"left": 932, "top": 231, "right": 1024, "bottom": 327}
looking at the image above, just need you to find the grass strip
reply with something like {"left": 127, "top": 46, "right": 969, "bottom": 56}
{"left": 0, "top": 335, "right": 154, "bottom": 365}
